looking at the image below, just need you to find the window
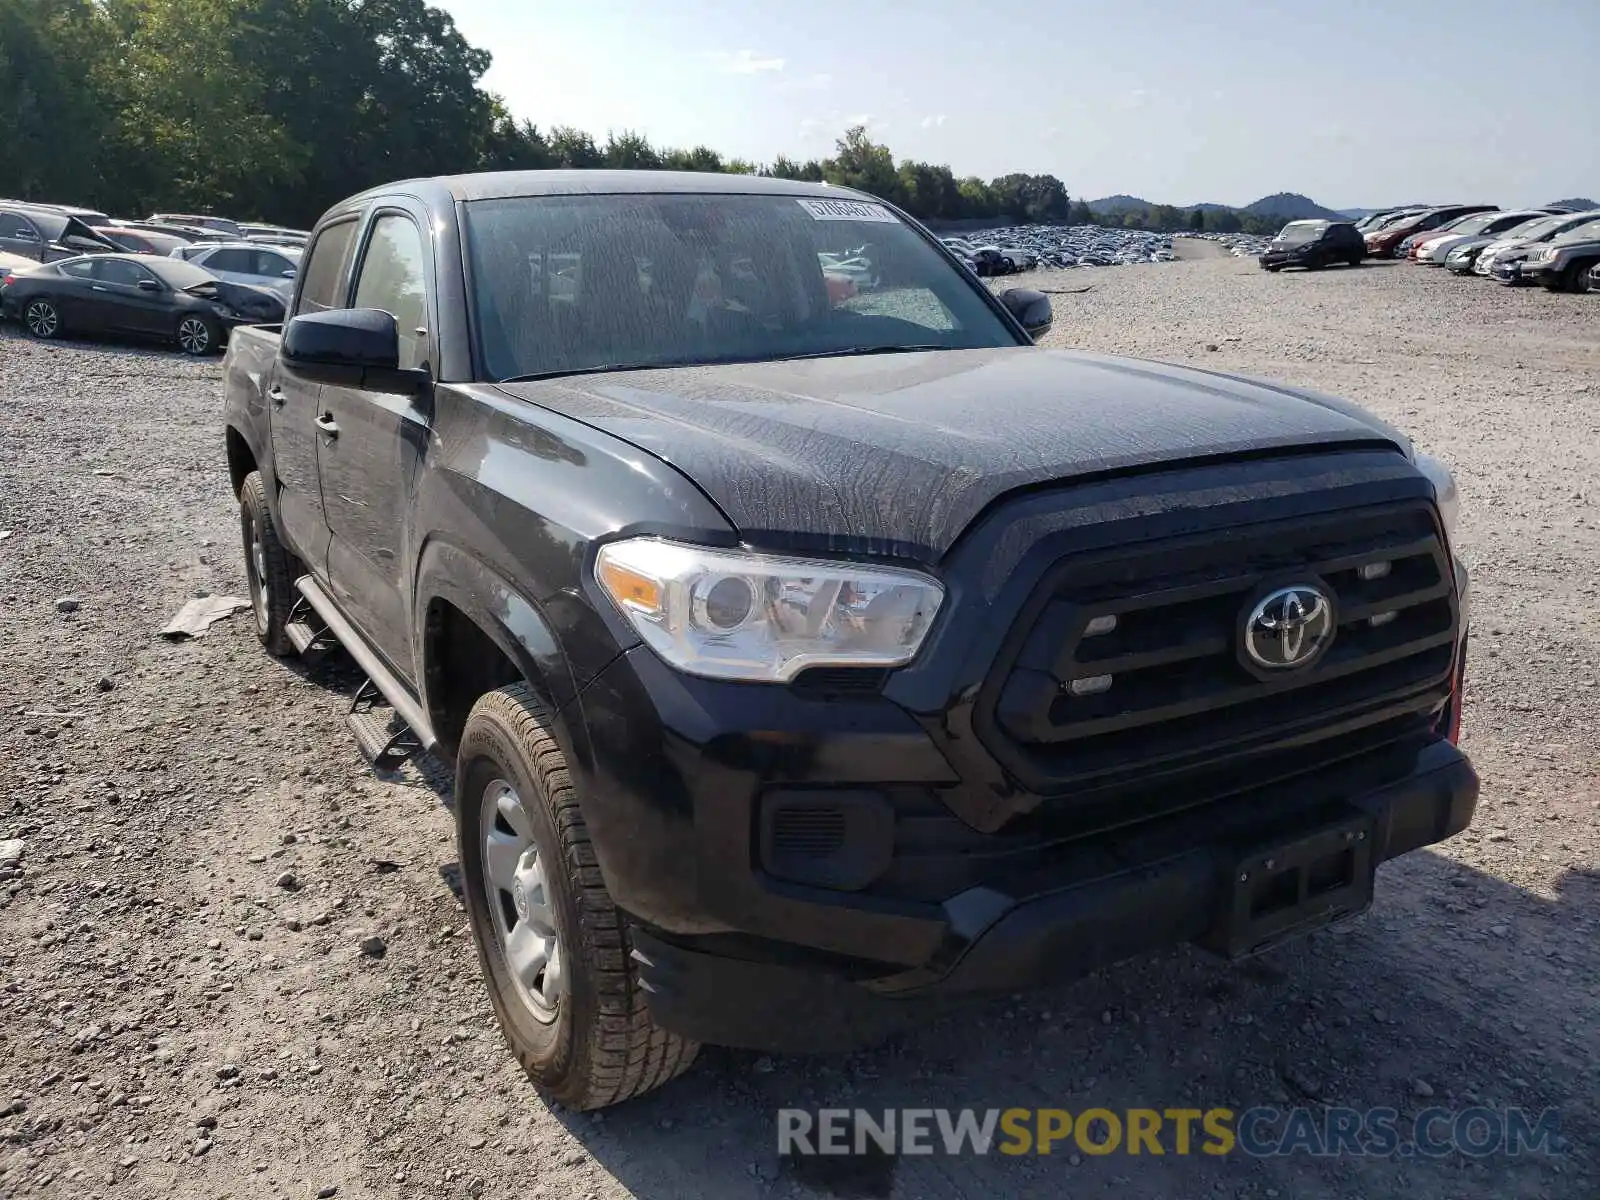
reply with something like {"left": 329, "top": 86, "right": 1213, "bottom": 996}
{"left": 296, "top": 218, "right": 358, "bottom": 315}
{"left": 464, "top": 193, "right": 1017, "bottom": 381}
{"left": 204, "top": 248, "right": 256, "bottom": 273}
{"left": 60, "top": 260, "right": 96, "bottom": 279}
{"left": 92, "top": 258, "right": 156, "bottom": 287}
{"left": 253, "top": 250, "right": 295, "bottom": 277}
{"left": 0, "top": 213, "right": 39, "bottom": 241}
{"left": 353, "top": 214, "right": 429, "bottom": 370}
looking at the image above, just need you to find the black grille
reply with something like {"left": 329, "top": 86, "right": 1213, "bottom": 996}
{"left": 982, "top": 502, "right": 1457, "bottom": 794}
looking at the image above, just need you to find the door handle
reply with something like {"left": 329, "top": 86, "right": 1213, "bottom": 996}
{"left": 91, "top": 285, "right": 108, "bottom": 292}
{"left": 314, "top": 413, "right": 340, "bottom": 438}
{"left": 267, "top": 386, "right": 286, "bottom": 407}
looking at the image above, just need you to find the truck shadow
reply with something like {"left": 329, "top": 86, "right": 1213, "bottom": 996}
{"left": 539, "top": 854, "right": 1596, "bottom": 1199}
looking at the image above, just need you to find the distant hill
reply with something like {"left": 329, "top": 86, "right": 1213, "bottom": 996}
{"left": 1090, "top": 192, "right": 1348, "bottom": 221}
{"left": 1086, "top": 194, "right": 1154, "bottom": 215}
{"left": 1241, "top": 193, "right": 1347, "bottom": 221}
{"left": 1548, "top": 197, "right": 1598, "bottom": 211}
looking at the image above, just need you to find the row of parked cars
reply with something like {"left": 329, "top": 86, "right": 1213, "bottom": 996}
{"left": 938, "top": 236, "right": 1039, "bottom": 276}
{"left": 0, "top": 197, "right": 308, "bottom": 354}
{"left": 1259, "top": 204, "right": 1600, "bottom": 292}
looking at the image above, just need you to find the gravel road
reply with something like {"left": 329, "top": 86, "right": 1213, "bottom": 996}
{"left": 2, "top": 257, "right": 1596, "bottom": 1200}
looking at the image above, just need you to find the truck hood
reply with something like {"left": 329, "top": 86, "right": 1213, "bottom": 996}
{"left": 497, "top": 347, "right": 1408, "bottom": 562}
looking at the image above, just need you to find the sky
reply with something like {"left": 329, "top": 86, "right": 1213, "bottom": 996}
{"left": 437, "top": 0, "right": 1599, "bottom": 210}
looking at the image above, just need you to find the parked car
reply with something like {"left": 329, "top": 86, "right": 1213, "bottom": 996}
{"left": 1513, "top": 222, "right": 1600, "bottom": 292}
{"left": 174, "top": 241, "right": 300, "bottom": 297}
{"left": 221, "top": 169, "right": 1475, "bottom": 1111}
{"left": 1258, "top": 220, "right": 1366, "bottom": 270}
{"left": 112, "top": 220, "right": 222, "bottom": 244}
{"left": 966, "top": 246, "right": 1018, "bottom": 275}
{"left": 1427, "top": 212, "right": 1561, "bottom": 270}
{"left": 3, "top": 252, "right": 284, "bottom": 352}
{"left": 148, "top": 212, "right": 245, "bottom": 238}
{"left": 1413, "top": 210, "right": 1561, "bottom": 265}
{"left": 240, "top": 223, "right": 310, "bottom": 246}
{"left": 93, "top": 226, "right": 188, "bottom": 257}
{"left": 1589, "top": 261, "right": 1600, "bottom": 292}
{"left": 1365, "top": 206, "right": 1498, "bottom": 258}
{"left": 0, "top": 249, "right": 41, "bottom": 280}
{"left": 1473, "top": 210, "right": 1600, "bottom": 278}
{"left": 0, "top": 205, "right": 120, "bottom": 262}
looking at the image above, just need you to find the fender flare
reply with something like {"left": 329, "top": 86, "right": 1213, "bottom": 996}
{"left": 412, "top": 537, "right": 592, "bottom": 772}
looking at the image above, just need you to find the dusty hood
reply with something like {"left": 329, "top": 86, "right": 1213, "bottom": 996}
{"left": 497, "top": 347, "right": 1406, "bottom": 561}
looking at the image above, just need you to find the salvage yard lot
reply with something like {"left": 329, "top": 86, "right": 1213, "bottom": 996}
{"left": 1, "top": 255, "right": 1596, "bottom": 1200}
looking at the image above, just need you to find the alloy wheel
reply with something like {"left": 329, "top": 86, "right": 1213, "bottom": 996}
{"left": 25, "top": 301, "right": 58, "bottom": 338}
{"left": 481, "top": 778, "right": 565, "bottom": 1021}
{"left": 178, "top": 317, "right": 211, "bottom": 355}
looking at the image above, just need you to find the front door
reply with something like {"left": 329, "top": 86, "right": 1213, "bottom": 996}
{"left": 318, "top": 208, "right": 435, "bottom": 683}
{"left": 86, "top": 258, "right": 171, "bottom": 334}
{"left": 269, "top": 216, "right": 360, "bottom": 576}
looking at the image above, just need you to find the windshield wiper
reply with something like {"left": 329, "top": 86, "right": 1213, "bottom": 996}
{"left": 770, "top": 345, "right": 947, "bottom": 363}
{"left": 498, "top": 345, "right": 947, "bottom": 383}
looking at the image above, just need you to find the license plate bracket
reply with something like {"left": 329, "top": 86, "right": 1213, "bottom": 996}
{"left": 1204, "top": 811, "right": 1376, "bottom": 959}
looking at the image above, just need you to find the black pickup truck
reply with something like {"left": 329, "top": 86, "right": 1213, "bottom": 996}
{"left": 221, "top": 171, "right": 1477, "bottom": 1110}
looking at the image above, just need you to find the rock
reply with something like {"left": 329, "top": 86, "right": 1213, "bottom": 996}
{"left": 317, "top": 1187, "right": 339, "bottom": 1198}
{"left": 56, "top": 597, "right": 82, "bottom": 613}
{"left": 468, "top": 1135, "right": 487, "bottom": 1150}
{"left": 191, "top": 1138, "right": 212, "bottom": 1156}
{"left": 96, "top": 675, "right": 115, "bottom": 692}
{"left": 358, "top": 935, "right": 387, "bottom": 959}
{"left": 1413, "top": 1079, "right": 1435, "bottom": 1098}
{"left": 1204, "top": 343, "right": 1220, "bottom": 352}
{"left": 0, "top": 840, "right": 23, "bottom": 867}
{"left": 275, "top": 871, "right": 299, "bottom": 891}
{"left": 217, "top": 1064, "right": 240, "bottom": 1080}
{"left": 196, "top": 1114, "right": 218, "bottom": 1129}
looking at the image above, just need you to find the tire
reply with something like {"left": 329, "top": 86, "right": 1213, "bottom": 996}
{"left": 239, "top": 470, "right": 297, "bottom": 655}
{"left": 1264, "top": 265, "right": 1282, "bottom": 273}
{"left": 23, "top": 298, "right": 61, "bottom": 340}
{"left": 176, "top": 313, "right": 220, "bottom": 356}
{"left": 1001, "top": 257, "right": 1015, "bottom": 273}
{"left": 1565, "top": 259, "right": 1597, "bottom": 294}
{"left": 1347, "top": 255, "right": 1363, "bottom": 268}
{"left": 457, "top": 685, "right": 699, "bottom": 1110}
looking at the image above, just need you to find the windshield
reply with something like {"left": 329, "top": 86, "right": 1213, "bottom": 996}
{"left": 1275, "top": 221, "right": 1328, "bottom": 244}
{"left": 1443, "top": 212, "right": 1507, "bottom": 237}
{"left": 464, "top": 193, "right": 1019, "bottom": 381}
{"left": 148, "top": 257, "right": 220, "bottom": 288}
{"left": 1552, "top": 219, "right": 1600, "bottom": 243}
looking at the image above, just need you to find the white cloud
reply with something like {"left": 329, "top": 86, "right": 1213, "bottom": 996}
{"left": 779, "top": 72, "right": 833, "bottom": 92}
{"left": 709, "top": 49, "right": 785, "bottom": 74}
{"left": 920, "top": 114, "right": 947, "bottom": 129}
{"left": 798, "top": 118, "right": 824, "bottom": 138}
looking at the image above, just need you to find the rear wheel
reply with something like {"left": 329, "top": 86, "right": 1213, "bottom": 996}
{"left": 1564, "top": 258, "right": 1597, "bottom": 293}
{"left": 1347, "top": 254, "right": 1363, "bottom": 268}
{"left": 458, "top": 685, "right": 699, "bottom": 1110}
{"left": 239, "top": 471, "right": 296, "bottom": 655}
{"left": 23, "top": 298, "right": 61, "bottom": 340}
{"left": 176, "top": 314, "right": 220, "bottom": 356}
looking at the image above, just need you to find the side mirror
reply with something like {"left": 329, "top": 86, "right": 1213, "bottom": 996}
{"left": 136, "top": 278, "right": 161, "bottom": 293}
{"left": 282, "top": 307, "right": 430, "bottom": 394}
{"left": 282, "top": 269, "right": 296, "bottom": 279}
{"left": 999, "top": 287, "right": 1053, "bottom": 341}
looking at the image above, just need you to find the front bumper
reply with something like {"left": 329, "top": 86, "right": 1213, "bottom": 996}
{"left": 631, "top": 737, "right": 1478, "bottom": 1051}
{"left": 1258, "top": 251, "right": 1310, "bottom": 268}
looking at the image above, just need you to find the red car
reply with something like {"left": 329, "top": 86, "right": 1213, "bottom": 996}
{"left": 1366, "top": 206, "right": 1497, "bottom": 258}
{"left": 93, "top": 226, "right": 188, "bottom": 257}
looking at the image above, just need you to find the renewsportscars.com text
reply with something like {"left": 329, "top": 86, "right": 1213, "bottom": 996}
{"left": 778, "top": 1106, "right": 1562, "bottom": 1159}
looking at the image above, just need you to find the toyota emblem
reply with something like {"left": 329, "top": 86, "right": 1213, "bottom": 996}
{"left": 1243, "top": 585, "right": 1335, "bottom": 670}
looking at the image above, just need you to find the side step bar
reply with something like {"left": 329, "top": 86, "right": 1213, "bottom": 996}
{"left": 293, "top": 576, "right": 439, "bottom": 762}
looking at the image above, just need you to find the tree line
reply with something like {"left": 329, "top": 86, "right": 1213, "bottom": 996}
{"left": 1, "top": 0, "right": 1275, "bottom": 235}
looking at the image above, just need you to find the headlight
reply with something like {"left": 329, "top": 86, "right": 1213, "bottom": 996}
{"left": 1414, "top": 452, "right": 1459, "bottom": 542}
{"left": 595, "top": 539, "right": 945, "bottom": 682}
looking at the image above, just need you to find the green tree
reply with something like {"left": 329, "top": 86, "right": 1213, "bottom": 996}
{"left": 0, "top": 0, "right": 106, "bottom": 203}
{"left": 1069, "top": 199, "right": 1096, "bottom": 225}
{"left": 603, "top": 129, "right": 661, "bottom": 170}
{"left": 1188, "top": 208, "right": 1205, "bottom": 232}
{"left": 548, "top": 126, "right": 604, "bottom": 168}
{"left": 824, "top": 126, "right": 902, "bottom": 204}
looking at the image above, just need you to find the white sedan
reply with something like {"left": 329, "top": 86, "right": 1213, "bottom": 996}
{"left": 171, "top": 241, "right": 301, "bottom": 298}
{"left": 1415, "top": 211, "right": 1554, "bottom": 264}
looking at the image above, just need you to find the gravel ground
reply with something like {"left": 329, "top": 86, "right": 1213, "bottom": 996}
{"left": 1, "top": 257, "right": 1597, "bottom": 1200}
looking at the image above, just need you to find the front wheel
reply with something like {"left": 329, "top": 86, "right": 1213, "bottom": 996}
{"left": 457, "top": 685, "right": 699, "bottom": 1110}
{"left": 1565, "top": 259, "right": 1597, "bottom": 293}
{"left": 176, "top": 314, "right": 220, "bottom": 356}
{"left": 1347, "top": 255, "right": 1363, "bottom": 268}
{"left": 24, "top": 298, "right": 61, "bottom": 340}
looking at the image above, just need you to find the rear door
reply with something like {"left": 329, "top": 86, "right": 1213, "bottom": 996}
{"left": 250, "top": 248, "right": 299, "bottom": 297}
{"left": 318, "top": 206, "right": 435, "bottom": 679}
{"left": 270, "top": 216, "right": 360, "bottom": 577}
{"left": 197, "top": 247, "right": 256, "bottom": 286}
{"left": 50, "top": 260, "right": 103, "bottom": 325}
{"left": 0, "top": 211, "right": 45, "bottom": 261}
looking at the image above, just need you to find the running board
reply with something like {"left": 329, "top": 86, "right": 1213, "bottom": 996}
{"left": 293, "top": 576, "right": 438, "bottom": 760}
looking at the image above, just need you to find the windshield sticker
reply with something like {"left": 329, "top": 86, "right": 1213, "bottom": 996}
{"left": 795, "top": 198, "right": 899, "bottom": 224}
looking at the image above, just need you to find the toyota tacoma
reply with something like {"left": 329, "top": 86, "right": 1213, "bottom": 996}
{"left": 220, "top": 171, "right": 1477, "bottom": 1110}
